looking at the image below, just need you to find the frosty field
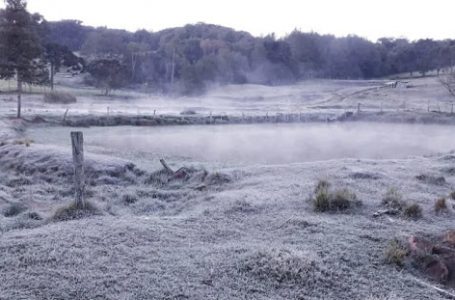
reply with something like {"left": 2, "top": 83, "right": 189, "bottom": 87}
{"left": 1, "top": 77, "right": 455, "bottom": 299}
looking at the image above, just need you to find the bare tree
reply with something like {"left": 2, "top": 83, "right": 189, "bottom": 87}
{"left": 439, "top": 73, "right": 455, "bottom": 98}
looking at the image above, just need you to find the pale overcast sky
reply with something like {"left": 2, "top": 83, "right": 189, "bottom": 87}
{"left": 4, "top": 0, "right": 455, "bottom": 41}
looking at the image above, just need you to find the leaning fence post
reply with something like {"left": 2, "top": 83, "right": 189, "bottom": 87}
{"left": 71, "top": 132, "right": 85, "bottom": 209}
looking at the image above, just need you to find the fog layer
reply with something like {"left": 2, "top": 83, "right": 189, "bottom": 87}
{"left": 28, "top": 122, "right": 455, "bottom": 165}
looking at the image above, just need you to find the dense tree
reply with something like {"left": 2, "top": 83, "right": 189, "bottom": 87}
{"left": 31, "top": 21, "right": 455, "bottom": 94}
{"left": 0, "top": 0, "right": 46, "bottom": 118}
{"left": 86, "top": 59, "right": 128, "bottom": 95}
{"left": 44, "top": 43, "right": 81, "bottom": 89}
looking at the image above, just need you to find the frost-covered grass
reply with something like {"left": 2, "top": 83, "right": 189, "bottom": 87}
{"left": 1, "top": 77, "right": 455, "bottom": 299}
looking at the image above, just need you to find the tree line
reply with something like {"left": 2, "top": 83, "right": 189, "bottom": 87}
{"left": 46, "top": 20, "right": 455, "bottom": 94}
{"left": 2, "top": 0, "right": 455, "bottom": 106}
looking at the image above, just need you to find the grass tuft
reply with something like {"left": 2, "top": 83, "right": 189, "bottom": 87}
{"left": 382, "top": 188, "right": 406, "bottom": 210}
{"left": 384, "top": 239, "right": 408, "bottom": 267}
{"left": 312, "top": 180, "right": 361, "bottom": 212}
{"left": 3, "top": 202, "right": 27, "bottom": 217}
{"left": 122, "top": 193, "right": 138, "bottom": 205}
{"left": 434, "top": 198, "right": 448, "bottom": 214}
{"left": 403, "top": 203, "right": 423, "bottom": 220}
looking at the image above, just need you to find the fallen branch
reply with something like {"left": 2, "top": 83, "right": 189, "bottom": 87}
{"left": 159, "top": 159, "right": 174, "bottom": 173}
{"left": 63, "top": 108, "right": 69, "bottom": 122}
{"left": 373, "top": 209, "right": 401, "bottom": 218}
{"left": 409, "top": 275, "right": 455, "bottom": 299}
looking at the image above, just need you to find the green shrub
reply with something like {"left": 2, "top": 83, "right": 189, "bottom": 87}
{"left": 403, "top": 203, "right": 423, "bottom": 220}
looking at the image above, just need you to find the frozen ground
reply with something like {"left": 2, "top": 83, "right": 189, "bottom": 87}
{"left": 0, "top": 77, "right": 455, "bottom": 299}
{"left": 1, "top": 76, "right": 454, "bottom": 119}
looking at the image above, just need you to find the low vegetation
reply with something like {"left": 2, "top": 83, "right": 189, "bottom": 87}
{"left": 403, "top": 203, "right": 423, "bottom": 220}
{"left": 2, "top": 202, "right": 27, "bottom": 217}
{"left": 434, "top": 198, "right": 448, "bottom": 214}
{"left": 122, "top": 193, "right": 138, "bottom": 205}
{"left": 43, "top": 91, "right": 77, "bottom": 104}
{"left": 415, "top": 174, "right": 446, "bottom": 186}
{"left": 382, "top": 188, "right": 406, "bottom": 210}
{"left": 312, "top": 180, "right": 361, "bottom": 212}
{"left": 384, "top": 239, "right": 408, "bottom": 267}
{"left": 51, "top": 200, "right": 101, "bottom": 222}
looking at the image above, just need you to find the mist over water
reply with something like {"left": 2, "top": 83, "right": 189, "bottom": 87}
{"left": 28, "top": 122, "right": 455, "bottom": 165}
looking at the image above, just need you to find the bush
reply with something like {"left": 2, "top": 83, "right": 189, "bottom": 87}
{"left": 382, "top": 188, "right": 406, "bottom": 210}
{"left": 415, "top": 174, "right": 446, "bottom": 186}
{"left": 384, "top": 239, "right": 408, "bottom": 267}
{"left": 122, "top": 193, "right": 138, "bottom": 205}
{"left": 312, "top": 180, "right": 361, "bottom": 212}
{"left": 3, "top": 202, "right": 26, "bottom": 217}
{"left": 330, "top": 188, "right": 359, "bottom": 210}
{"left": 403, "top": 203, "right": 423, "bottom": 220}
{"left": 434, "top": 198, "right": 448, "bottom": 214}
{"left": 43, "top": 92, "right": 77, "bottom": 104}
{"left": 51, "top": 201, "right": 100, "bottom": 222}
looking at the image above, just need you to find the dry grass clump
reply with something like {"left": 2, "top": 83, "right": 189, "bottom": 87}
{"left": 12, "top": 138, "right": 33, "bottom": 147}
{"left": 239, "top": 249, "right": 322, "bottom": 284}
{"left": 43, "top": 91, "right": 77, "bottom": 104}
{"left": 51, "top": 201, "right": 101, "bottom": 222}
{"left": 384, "top": 239, "right": 408, "bottom": 267}
{"left": 403, "top": 203, "right": 423, "bottom": 220}
{"left": 312, "top": 180, "right": 361, "bottom": 212}
{"left": 415, "top": 174, "right": 446, "bottom": 186}
{"left": 382, "top": 188, "right": 406, "bottom": 210}
{"left": 434, "top": 198, "right": 448, "bottom": 214}
{"left": 122, "top": 193, "right": 138, "bottom": 205}
{"left": 381, "top": 188, "right": 423, "bottom": 219}
{"left": 3, "top": 202, "right": 27, "bottom": 217}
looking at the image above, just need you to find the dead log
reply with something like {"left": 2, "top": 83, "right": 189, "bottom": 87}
{"left": 159, "top": 158, "right": 174, "bottom": 173}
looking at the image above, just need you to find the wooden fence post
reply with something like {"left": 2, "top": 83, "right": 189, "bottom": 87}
{"left": 357, "top": 103, "right": 361, "bottom": 114}
{"left": 71, "top": 132, "right": 85, "bottom": 209}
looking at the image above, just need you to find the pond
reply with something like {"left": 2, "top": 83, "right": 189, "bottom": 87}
{"left": 27, "top": 122, "right": 455, "bottom": 166}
